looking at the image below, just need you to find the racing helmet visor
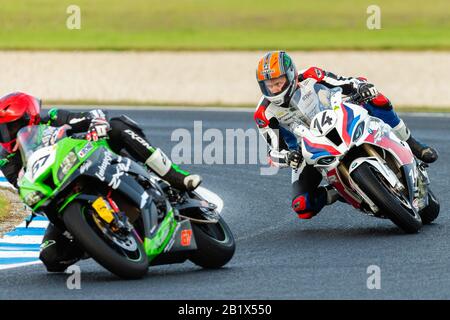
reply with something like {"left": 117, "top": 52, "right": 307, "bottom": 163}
{"left": 259, "top": 75, "right": 290, "bottom": 97}
{"left": 0, "top": 116, "right": 30, "bottom": 144}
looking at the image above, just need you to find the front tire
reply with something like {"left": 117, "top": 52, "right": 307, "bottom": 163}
{"left": 351, "top": 163, "right": 422, "bottom": 233}
{"left": 419, "top": 190, "right": 440, "bottom": 224}
{"left": 63, "top": 201, "right": 149, "bottom": 279}
{"left": 189, "top": 215, "right": 235, "bottom": 269}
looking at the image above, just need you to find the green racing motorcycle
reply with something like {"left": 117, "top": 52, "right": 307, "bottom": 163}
{"left": 16, "top": 124, "right": 235, "bottom": 279}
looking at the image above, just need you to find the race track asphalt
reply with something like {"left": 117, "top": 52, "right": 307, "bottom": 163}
{"left": 1, "top": 108, "right": 449, "bottom": 300}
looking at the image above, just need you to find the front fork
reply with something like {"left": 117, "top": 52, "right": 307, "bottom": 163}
{"left": 338, "top": 144, "right": 408, "bottom": 213}
{"left": 352, "top": 144, "right": 427, "bottom": 212}
{"left": 91, "top": 192, "right": 134, "bottom": 235}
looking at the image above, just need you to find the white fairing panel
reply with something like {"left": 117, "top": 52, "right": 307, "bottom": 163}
{"left": 24, "top": 146, "right": 57, "bottom": 183}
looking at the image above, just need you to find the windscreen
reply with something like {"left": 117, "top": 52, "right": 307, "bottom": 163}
{"left": 289, "top": 81, "right": 338, "bottom": 126}
{"left": 17, "top": 125, "right": 68, "bottom": 165}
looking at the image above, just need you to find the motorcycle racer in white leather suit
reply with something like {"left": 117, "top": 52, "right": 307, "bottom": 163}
{"left": 254, "top": 51, "right": 438, "bottom": 219}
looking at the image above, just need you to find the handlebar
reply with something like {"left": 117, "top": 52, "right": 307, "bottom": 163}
{"left": 71, "top": 132, "right": 88, "bottom": 139}
{"left": 346, "top": 92, "right": 372, "bottom": 105}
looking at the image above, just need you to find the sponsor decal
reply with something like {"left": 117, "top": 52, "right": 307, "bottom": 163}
{"left": 272, "top": 97, "right": 283, "bottom": 105}
{"left": 181, "top": 229, "right": 193, "bottom": 247}
{"left": 77, "top": 143, "right": 93, "bottom": 158}
{"left": 281, "top": 114, "right": 294, "bottom": 122}
{"left": 261, "top": 68, "right": 274, "bottom": 76}
{"left": 109, "top": 158, "right": 131, "bottom": 189}
{"left": 302, "top": 91, "right": 313, "bottom": 101}
{"left": 41, "top": 127, "right": 63, "bottom": 147}
{"left": 80, "top": 160, "right": 93, "bottom": 174}
{"left": 140, "top": 191, "right": 149, "bottom": 209}
{"left": 62, "top": 231, "right": 74, "bottom": 240}
{"left": 40, "top": 240, "right": 56, "bottom": 250}
{"left": 124, "top": 129, "right": 152, "bottom": 150}
{"left": 164, "top": 224, "right": 180, "bottom": 253}
{"left": 95, "top": 152, "right": 113, "bottom": 181}
{"left": 32, "top": 154, "right": 50, "bottom": 178}
{"left": 314, "top": 68, "right": 323, "bottom": 79}
{"left": 262, "top": 58, "right": 273, "bottom": 76}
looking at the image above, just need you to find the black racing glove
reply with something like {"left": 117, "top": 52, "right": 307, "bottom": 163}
{"left": 286, "top": 150, "right": 303, "bottom": 169}
{"left": 353, "top": 82, "right": 379, "bottom": 104}
{"left": 86, "top": 118, "right": 111, "bottom": 141}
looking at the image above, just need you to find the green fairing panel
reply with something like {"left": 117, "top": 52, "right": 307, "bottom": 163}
{"left": 144, "top": 210, "right": 177, "bottom": 260}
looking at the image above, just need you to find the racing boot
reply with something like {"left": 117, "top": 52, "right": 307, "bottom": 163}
{"left": 406, "top": 136, "right": 438, "bottom": 164}
{"left": 392, "top": 120, "right": 438, "bottom": 163}
{"left": 145, "top": 148, "right": 202, "bottom": 191}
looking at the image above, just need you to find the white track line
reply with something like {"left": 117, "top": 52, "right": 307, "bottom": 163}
{"left": 0, "top": 261, "right": 42, "bottom": 271}
{"left": 0, "top": 236, "right": 44, "bottom": 245}
{"left": 0, "top": 251, "right": 40, "bottom": 258}
{"left": 16, "top": 221, "right": 50, "bottom": 229}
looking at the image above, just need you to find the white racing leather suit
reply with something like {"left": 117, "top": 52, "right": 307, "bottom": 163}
{"left": 254, "top": 70, "right": 412, "bottom": 219}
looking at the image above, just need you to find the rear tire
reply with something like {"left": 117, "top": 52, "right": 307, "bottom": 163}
{"left": 63, "top": 201, "right": 149, "bottom": 279}
{"left": 351, "top": 163, "right": 422, "bottom": 234}
{"left": 189, "top": 215, "right": 235, "bottom": 269}
{"left": 419, "top": 190, "right": 440, "bottom": 225}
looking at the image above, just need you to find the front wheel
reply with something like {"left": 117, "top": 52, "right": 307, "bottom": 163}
{"left": 63, "top": 201, "right": 149, "bottom": 279}
{"left": 419, "top": 190, "right": 440, "bottom": 224}
{"left": 189, "top": 215, "right": 235, "bottom": 269}
{"left": 351, "top": 163, "right": 422, "bottom": 234}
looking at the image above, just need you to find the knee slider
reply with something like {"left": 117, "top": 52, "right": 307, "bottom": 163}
{"left": 292, "top": 194, "right": 315, "bottom": 219}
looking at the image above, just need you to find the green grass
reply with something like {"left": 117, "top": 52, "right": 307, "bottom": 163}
{"left": 0, "top": 195, "right": 9, "bottom": 220}
{"left": 0, "top": 0, "right": 449, "bottom": 50}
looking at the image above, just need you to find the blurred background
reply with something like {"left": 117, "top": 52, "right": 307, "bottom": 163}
{"left": 1, "top": 1, "right": 450, "bottom": 296}
{"left": 0, "top": 0, "right": 448, "bottom": 109}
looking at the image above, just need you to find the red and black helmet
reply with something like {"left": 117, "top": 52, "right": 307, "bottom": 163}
{"left": 0, "top": 92, "right": 41, "bottom": 153}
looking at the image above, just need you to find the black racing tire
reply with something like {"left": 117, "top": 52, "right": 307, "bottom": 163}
{"left": 189, "top": 215, "right": 235, "bottom": 269}
{"left": 351, "top": 163, "right": 422, "bottom": 234}
{"left": 63, "top": 201, "right": 149, "bottom": 279}
{"left": 419, "top": 190, "right": 440, "bottom": 225}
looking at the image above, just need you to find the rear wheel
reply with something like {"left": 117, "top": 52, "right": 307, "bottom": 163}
{"left": 63, "top": 201, "right": 149, "bottom": 279}
{"left": 189, "top": 215, "right": 235, "bottom": 269}
{"left": 351, "top": 163, "right": 422, "bottom": 233}
{"left": 419, "top": 190, "right": 440, "bottom": 224}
